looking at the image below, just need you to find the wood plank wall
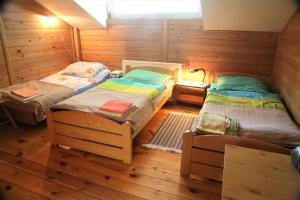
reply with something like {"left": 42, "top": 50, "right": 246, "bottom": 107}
{"left": 273, "top": 9, "right": 300, "bottom": 126}
{"left": 0, "top": 26, "right": 9, "bottom": 88}
{"left": 80, "top": 19, "right": 279, "bottom": 81}
{"left": 0, "top": 0, "right": 75, "bottom": 86}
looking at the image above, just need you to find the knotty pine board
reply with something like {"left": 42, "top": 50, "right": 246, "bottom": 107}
{"left": 0, "top": 27, "right": 10, "bottom": 88}
{"left": 0, "top": 0, "right": 75, "bottom": 86}
{"left": 273, "top": 9, "right": 300, "bottom": 126}
{"left": 80, "top": 19, "right": 279, "bottom": 82}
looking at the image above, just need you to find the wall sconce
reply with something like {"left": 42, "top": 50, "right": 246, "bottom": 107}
{"left": 40, "top": 16, "right": 57, "bottom": 27}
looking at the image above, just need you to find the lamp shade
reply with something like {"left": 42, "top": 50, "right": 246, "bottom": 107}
{"left": 182, "top": 68, "right": 206, "bottom": 83}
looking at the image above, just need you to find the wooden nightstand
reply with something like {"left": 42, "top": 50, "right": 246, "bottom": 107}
{"left": 174, "top": 81, "right": 208, "bottom": 106}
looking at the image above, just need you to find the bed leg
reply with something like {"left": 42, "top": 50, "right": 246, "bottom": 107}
{"left": 46, "top": 109, "right": 56, "bottom": 145}
{"left": 122, "top": 122, "right": 132, "bottom": 164}
{"left": 181, "top": 130, "right": 194, "bottom": 177}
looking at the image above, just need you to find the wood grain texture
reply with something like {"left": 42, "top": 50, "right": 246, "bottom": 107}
{"left": 0, "top": 26, "right": 10, "bottom": 88}
{"left": 0, "top": 0, "right": 75, "bottom": 86}
{"left": 47, "top": 84, "right": 173, "bottom": 164}
{"left": 80, "top": 19, "right": 279, "bottom": 81}
{"left": 0, "top": 103, "right": 222, "bottom": 200}
{"left": 180, "top": 132, "right": 290, "bottom": 181}
{"left": 273, "top": 9, "right": 300, "bottom": 126}
{"left": 222, "top": 145, "right": 300, "bottom": 200}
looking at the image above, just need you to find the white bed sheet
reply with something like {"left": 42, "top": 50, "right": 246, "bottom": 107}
{"left": 40, "top": 69, "right": 110, "bottom": 91}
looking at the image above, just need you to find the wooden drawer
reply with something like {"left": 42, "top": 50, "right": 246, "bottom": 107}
{"left": 176, "top": 94, "right": 204, "bottom": 105}
{"left": 174, "top": 84, "right": 206, "bottom": 105}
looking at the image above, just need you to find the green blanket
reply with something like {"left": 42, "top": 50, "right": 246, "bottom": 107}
{"left": 95, "top": 78, "right": 165, "bottom": 99}
{"left": 205, "top": 90, "right": 286, "bottom": 110}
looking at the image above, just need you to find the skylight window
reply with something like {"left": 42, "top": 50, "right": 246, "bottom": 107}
{"left": 74, "top": 0, "right": 108, "bottom": 27}
{"left": 110, "top": 0, "right": 202, "bottom": 19}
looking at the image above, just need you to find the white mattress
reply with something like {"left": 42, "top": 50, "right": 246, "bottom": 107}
{"left": 40, "top": 69, "right": 110, "bottom": 91}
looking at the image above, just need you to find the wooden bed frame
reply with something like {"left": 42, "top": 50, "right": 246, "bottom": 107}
{"left": 180, "top": 73, "right": 291, "bottom": 181}
{"left": 47, "top": 60, "right": 184, "bottom": 164}
{"left": 180, "top": 131, "right": 291, "bottom": 181}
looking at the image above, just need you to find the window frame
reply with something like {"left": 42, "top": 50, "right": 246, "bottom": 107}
{"left": 107, "top": 0, "right": 203, "bottom": 20}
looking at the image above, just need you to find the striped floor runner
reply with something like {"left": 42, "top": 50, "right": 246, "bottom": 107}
{"left": 143, "top": 112, "right": 198, "bottom": 153}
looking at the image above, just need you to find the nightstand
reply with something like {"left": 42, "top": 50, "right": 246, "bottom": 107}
{"left": 174, "top": 81, "right": 208, "bottom": 106}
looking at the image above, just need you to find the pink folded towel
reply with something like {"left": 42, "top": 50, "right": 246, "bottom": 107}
{"left": 99, "top": 100, "right": 133, "bottom": 114}
{"left": 11, "top": 87, "right": 39, "bottom": 98}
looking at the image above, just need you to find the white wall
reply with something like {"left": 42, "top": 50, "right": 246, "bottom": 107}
{"left": 202, "top": 0, "right": 298, "bottom": 32}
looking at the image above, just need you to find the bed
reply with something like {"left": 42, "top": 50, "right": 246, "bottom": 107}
{"left": 180, "top": 73, "right": 300, "bottom": 181}
{"left": 46, "top": 60, "right": 184, "bottom": 164}
{"left": 0, "top": 62, "right": 110, "bottom": 125}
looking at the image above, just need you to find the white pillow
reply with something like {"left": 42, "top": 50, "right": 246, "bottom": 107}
{"left": 61, "top": 62, "right": 107, "bottom": 79}
{"left": 89, "top": 69, "right": 111, "bottom": 83}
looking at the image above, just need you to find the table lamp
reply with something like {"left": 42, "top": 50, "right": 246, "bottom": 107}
{"left": 187, "top": 68, "right": 206, "bottom": 83}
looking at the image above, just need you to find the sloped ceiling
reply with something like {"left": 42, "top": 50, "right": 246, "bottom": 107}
{"left": 202, "top": 0, "right": 299, "bottom": 32}
{"left": 35, "top": 0, "right": 107, "bottom": 29}
{"left": 35, "top": 0, "right": 298, "bottom": 32}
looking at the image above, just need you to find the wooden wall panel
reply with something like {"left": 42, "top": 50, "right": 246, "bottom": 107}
{"left": 0, "top": 27, "right": 10, "bottom": 88}
{"left": 273, "top": 9, "right": 300, "bottom": 126}
{"left": 80, "top": 19, "right": 279, "bottom": 80}
{"left": 0, "top": 0, "right": 75, "bottom": 85}
{"left": 80, "top": 19, "right": 165, "bottom": 71}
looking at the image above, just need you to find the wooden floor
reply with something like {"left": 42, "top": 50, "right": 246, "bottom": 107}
{"left": 0, "top": 103, "right": 222, "bottom": 200}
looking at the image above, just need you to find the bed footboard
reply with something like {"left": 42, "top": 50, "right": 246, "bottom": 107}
{"left": 180, "top": 131, "right": 291, "bottom": 181}
{"left": 46, "top": 110, "right": 132, "bottom": 164}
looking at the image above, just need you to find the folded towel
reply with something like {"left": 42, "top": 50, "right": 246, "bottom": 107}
{"left": 99, "top": 100, "right": 133, "bottom": 114}
{"left": 192, "top": 112, "right": 239, "bottom": 136}
{"left": 97, "top": 105, "right": 137, "bottom": 118}
{"left": 11, "top": 87, "right": 39, "bottom": 98}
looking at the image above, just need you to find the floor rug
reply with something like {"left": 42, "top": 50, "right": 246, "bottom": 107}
{"left": 143, "top": 112, "right": 197, "bottom": 153}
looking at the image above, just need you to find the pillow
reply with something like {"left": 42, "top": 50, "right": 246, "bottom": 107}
{"left": 122, "top": 69, "right": 171, "bottom": 85}
{"left": 61, "top": 62, "right": 107, "bottom": 79}
{"left": 216, "top": 75, "right": 268, "bottom": 93}
{"left": 210, "top": 83, "right": 218, "bottom": 90}
{"left": 89, "top": 69, "right": 111, "bottom": 83}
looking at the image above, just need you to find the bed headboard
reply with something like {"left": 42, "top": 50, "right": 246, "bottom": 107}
{"left": 122, "top": 60, "right": 184, "bottom": 83}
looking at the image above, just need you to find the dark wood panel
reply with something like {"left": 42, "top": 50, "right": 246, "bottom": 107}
{"left": 0, "top": 26, "right": 10, "bottom": 88}
{"left": 273, "top": 9, "right": 300, "bottom": 126}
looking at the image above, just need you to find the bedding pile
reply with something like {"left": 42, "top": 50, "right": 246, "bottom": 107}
{"left": 10, "top": 87, "right": 44, "bottom": 103}
{"left": 200, "top": 75, "right": 300, "bottom": 146}
{"left": 41, "top": 62, "right": 110, "bottom": 93}
{"left": 97, "top": 100, "right": 137, "bottom": 121}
